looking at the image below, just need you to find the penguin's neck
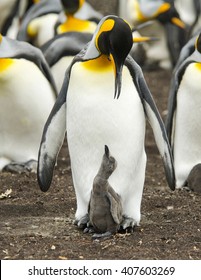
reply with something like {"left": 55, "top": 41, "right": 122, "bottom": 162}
{"left": 82, "top": 55, "right": 113, "bottom": 72}
{"left": 58, "top": 14, "right": 92, "bottom": 33}
{"left": 93, "top": 174, "right": 109, "bottom": 194}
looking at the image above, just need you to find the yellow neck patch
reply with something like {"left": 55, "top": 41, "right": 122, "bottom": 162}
{"left": 27, "top": 22, "right": 38, "bottom": 38}
{"left": 82, "top": 55, "right": 113, "bottom": 72}
{"left": 0, "top": 58, "right": 14, "bottom": 73}
{"left": 195, "top": 63, "right": 201, "bottom": 71}
{"left": 95, "top": 19, "right": 115, "bottom": 51}
{"left": 0, "top": 34, "right": 2, "bottom": 43}
{"left": 58, "top": 15, "right": 95, "bottom": 33}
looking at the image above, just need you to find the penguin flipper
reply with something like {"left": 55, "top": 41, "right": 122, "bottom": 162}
{"left": 37, "top": 74, "right": 69, "bottom": 192}
{"left": 106, "top": 192, "right": 122, "bottom": 225}
{"left": 125, "top": 56, "right": 175, "bottom": 190}
{"left": 42, "top": 32, "right": 92, "bottom": 67}
{"left": 165, "top": 68, "right": 180, "bottom": 145}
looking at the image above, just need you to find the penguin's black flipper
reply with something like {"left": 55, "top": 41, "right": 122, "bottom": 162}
{"left": 125, "top": 55, "right": 175, "bottom": 190}
{"left": 37, "top": 73, "right": 69, "bottom": 192}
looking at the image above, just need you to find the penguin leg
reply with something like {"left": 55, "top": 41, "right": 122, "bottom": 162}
{"left": 121, "top": 215, "right": 136, "bottom": 230}
{"left": 83, "top": 226, "right": 95, "bottom": 234}
{"left": 92, "top": 231, "right": 113, "bottom": 240}
{"left": 2, "top": 159, "right": 37, "bottom": 173}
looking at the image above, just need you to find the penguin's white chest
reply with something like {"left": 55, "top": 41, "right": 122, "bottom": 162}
{"left": 66, "top": 62, "right": 146, "bottom": 209}
{"left": 51, "top": 56, "right": 74, "bottom": 91}
{"left": 174, "top": 63, "right": 201, "bottom": 187}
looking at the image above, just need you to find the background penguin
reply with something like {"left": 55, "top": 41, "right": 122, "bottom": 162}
{"left": 17, "top": 0, "right": 102, "bottom": 47}
{"left": 17, "top": 0, "right": 62, "bottom": 47}
{"left": 0, "top": 34, "right": 56, "bottom": 172}
{"left": 88, "top": 145, "right": 123, "bottom": 239}
{"left": 166, "top": 33, "right": 201, "bottom": 189}
{"left": 118, "top": 0, "right": 186, "bottom": 69}
{"left": 37, "top": 15, "right": 175, "bottom": 230}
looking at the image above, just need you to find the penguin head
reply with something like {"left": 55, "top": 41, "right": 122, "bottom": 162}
{"left": 83, "top": 15, "right": 133, "bottom": 99}
{"left": 101, "top": 145, "right": 117, "bottom": 179}
{"left": 61, "top": 0, "right": 84, "bottom": 15}
{"left": 156, "top": 2, "right": 185, "bottom": 28}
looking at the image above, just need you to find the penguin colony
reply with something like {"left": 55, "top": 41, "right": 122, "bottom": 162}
{"left": 1, "top": 0, "right": 201, "bottom": 238}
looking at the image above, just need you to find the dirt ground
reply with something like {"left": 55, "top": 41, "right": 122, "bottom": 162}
{"left": 0, "top": 1, "right": 201, "bottom": 261}
{"left": 0, "top": 68, "right": 201, "bottom": 260}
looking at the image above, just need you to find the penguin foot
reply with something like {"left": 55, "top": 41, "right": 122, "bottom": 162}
{"left": 74, "top": 214, "right": 89, "bottom": 229}
{"left": 2, "top": 160, "right": 37, "bottom": 173}
{"left": 121, "top": 216, "right": 136, "bottom": 230}
{"left": 92, "top": 231, "right": 112, "bottom": 240}
{"left": 83, "top": 226, "right": 95, "bottom": 234}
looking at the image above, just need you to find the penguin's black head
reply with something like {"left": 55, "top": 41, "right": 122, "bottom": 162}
{"left": 156, "top": 2, "right": 185, "bottom": 28}
{"left": 83, "top": 15, "right": 133, "bottom": 99}
{"left": 61, "top": 0, "right": 84, "bottom": 14}
{"left": 96, "top": 16, "right": 133, "bottom": 98}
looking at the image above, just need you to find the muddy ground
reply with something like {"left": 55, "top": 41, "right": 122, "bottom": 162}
{"left": 0, "top": 1, "right": 201, "bottom": 260}
{"left": 0, "top": 68, "right": 201, "bottom": 260}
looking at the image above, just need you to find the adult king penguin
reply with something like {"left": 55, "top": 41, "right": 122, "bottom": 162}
{"left": 166, "top": 33, "right": 201, "bottom": 189}
{"left": 0, "top": 34, "right": 56, "bottom": 172}
{"left": 38, "top": 15, "right": 175, "bottom": 229}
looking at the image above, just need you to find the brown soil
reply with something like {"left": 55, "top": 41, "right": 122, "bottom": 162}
{"left": 0, "top": 69, "right": 201, "bottom": 260}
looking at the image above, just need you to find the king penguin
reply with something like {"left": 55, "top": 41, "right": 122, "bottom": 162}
{"left": 17, "top": 0, "right": 61, "bottom": 47}
{"left": 166, "top": 33, "right": 201, "bottom": 189}
{"left": 88, "top": 145, "right": 123, "bottom": 239}
{"left": 0, "top": 34, "right": 56, "bottom": 172}
{"left": 56, "top": 0, "right": 98, "bottom": 35}
{"left": 118, "top": 0, "right": 186, "bottom": 68}
{"left": 37, "top": 15, "right": 175, "bottom": 230}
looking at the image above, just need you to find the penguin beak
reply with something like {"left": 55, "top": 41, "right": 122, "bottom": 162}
{"left": 133, "top": 36, "right": 159, "bottom": 43}
{"left": 110, "top": 53, "right": 123, "bottom": 99}
{"left": 171, "top": 17, "right": 185, "bottom": 29}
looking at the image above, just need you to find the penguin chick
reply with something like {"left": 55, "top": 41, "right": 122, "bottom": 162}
{"left": 185, "top": 164, "right": 201, "bottom": 194}
{"left": 88, "top": 145, "right": 123, "bottom": 239}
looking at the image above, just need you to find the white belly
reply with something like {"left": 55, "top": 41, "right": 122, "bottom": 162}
{"left": 67, "top": 63, "right": 147, "bottom": 222}
{"left": 28, "top": 14, "right": 58, "bottom": 47}
{"left": 173, "top": 63, "right": 201, "bottom": 187}
{"left": 0, "top": 58, "right": 55, "bottom": 167}
{"left": 51, "top": 56, "right": 74, "bottom": 92}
